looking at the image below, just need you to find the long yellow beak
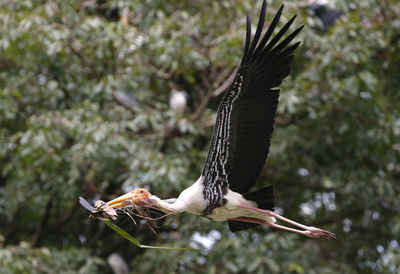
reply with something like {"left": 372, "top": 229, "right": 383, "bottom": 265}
{"left": 106, "top": 192, "right": 136, "bottom": 208}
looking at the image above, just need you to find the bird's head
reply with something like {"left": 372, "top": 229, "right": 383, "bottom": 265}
{"left": 106, "top": 188, "right": 151, "bottom": 208}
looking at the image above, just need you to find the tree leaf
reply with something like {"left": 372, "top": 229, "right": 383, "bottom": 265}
{"left": 104, "top": 221, "right": 201, "bottom": 252}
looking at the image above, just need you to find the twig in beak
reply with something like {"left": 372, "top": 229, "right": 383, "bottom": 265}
{"left": 120, "top": 207, "right": 137, "bottom": 226}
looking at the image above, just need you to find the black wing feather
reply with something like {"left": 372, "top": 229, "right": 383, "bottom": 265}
{"left": 248, "top": 1, "right": 266, "bottom": 55}
{"left": 242, "top": 15, "right": 252, "bottom": 64}
{"left": 253, "top": 4, "right": 283, "bottom": 58}
{"left": 202, "top": 1, "right": 303, "bottom": 204}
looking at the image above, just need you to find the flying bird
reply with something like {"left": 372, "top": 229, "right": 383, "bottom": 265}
{"left": 308, "top": 3, "right": 343, "bottom": 32}
{"left": 100, "top": 1, "right": 335, "bottom": 239}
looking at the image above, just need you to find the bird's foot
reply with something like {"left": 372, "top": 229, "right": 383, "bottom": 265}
{"left": 304, "top": 227, "right": 336, "bottom": 239}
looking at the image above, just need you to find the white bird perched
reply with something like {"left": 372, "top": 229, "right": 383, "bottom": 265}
{"left": 169, "top": 90, "right": 189, "bottom": 116}
{"left": 104, "top": 1, "right": 335, "bottom": 239}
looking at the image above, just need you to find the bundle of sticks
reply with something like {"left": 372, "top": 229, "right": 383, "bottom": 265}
{"left": 79, "top": 196, "right": 169, "bottom": 233}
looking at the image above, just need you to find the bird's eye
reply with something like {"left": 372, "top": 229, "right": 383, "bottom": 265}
{"left": 140, "top": 190, "right": 144, "bottom": 193}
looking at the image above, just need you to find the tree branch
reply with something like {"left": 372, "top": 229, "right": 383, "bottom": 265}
{"left": 32, "top": 193, "right": 54, "bottom": 247}
{"left": 212, "top": 68, "right": 237, "bottom": 97}
{"left": 191, "top": 68, "right": 237, "bottom": 121}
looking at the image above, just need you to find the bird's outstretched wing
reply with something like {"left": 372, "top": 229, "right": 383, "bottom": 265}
{"left": 201, "top": 1, "right": 303, "bottom": 214}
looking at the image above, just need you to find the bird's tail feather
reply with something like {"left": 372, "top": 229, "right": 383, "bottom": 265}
{"left": 243, "top": 185, "right": 274, "bottom": 210}
{"left": 228, "top": 186, "right": 274, "bottom": 232}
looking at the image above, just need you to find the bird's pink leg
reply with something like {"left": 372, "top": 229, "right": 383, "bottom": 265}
{"left": 229, "top": 217, "right": 316, "bottom": 237}
{"left": 239, "top": 204, "right": 309, "bottom": 229}
{"left": 237, "top": 204, "right": 336, "bottom": 239}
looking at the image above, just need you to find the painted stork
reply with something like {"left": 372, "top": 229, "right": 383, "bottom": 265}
{"left": 104, "top": 1, "right": 335, "bottom": 239}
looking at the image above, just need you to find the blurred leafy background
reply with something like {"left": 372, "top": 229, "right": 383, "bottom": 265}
{"left": 0, "top": 0, "right": 399, "bottom": 273}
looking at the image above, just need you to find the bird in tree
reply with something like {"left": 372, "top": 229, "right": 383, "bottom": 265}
{"left": 102, "top": 1, "right": 335, "bottom": 239}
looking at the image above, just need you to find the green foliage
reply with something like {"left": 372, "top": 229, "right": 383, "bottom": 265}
{"left": 0, "top": 0, "right": 399, "bottom": 273}
{"left": 0, "top": 239, "right": 104, "bottom": 274}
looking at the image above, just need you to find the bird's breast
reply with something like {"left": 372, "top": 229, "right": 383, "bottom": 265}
{"left": 206, "top": 189, "right": 257, "bottom": 221}
{"left": 178, "top": 177, "right": 265, "bottom": 222}
{"left": 177, "top": 178, "right": 208, "bottom": 216}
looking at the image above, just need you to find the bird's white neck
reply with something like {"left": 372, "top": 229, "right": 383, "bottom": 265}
{"left": 147, "top": 195, "right": 185, "bottom": 214}
{"left": 147, "top": 178, "right": 207, "bottom": 216}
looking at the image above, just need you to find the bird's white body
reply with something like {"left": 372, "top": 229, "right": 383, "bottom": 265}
{"left": 149, "top": 177, "right": 276, "bottom": 223}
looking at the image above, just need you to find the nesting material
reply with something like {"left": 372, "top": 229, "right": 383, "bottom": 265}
{"left": 79, "top": 197, "right": 117, "bottom": 221}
